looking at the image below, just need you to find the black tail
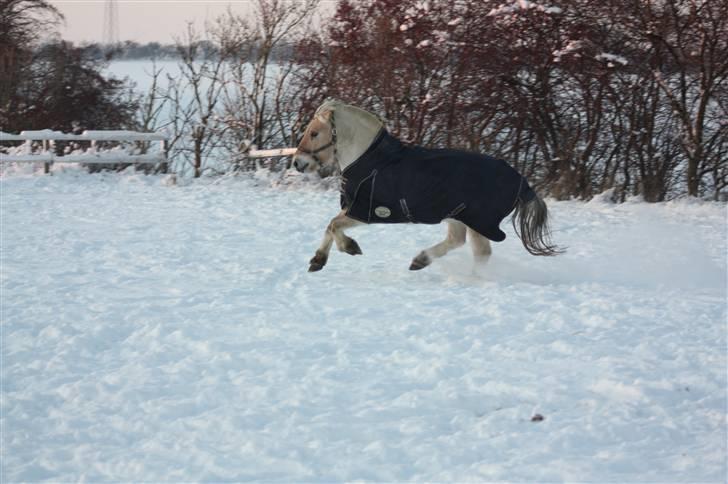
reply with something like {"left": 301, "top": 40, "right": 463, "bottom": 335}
{"left": 511, "top": 194, "right": 564, "bottom": 256}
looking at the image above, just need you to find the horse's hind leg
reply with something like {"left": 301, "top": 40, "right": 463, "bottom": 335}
{"left": 467, "top": 227, "right": 492, "bottom": 264}
{"left": 409, "top": 219, "right": 466, "bottom": 270}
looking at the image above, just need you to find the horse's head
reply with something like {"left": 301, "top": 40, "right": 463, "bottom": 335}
{"left": 293, "top": 100, "right": 384, "bottom": 173}
{"left": 293, "top": 108, "right": 336, "bottom": 173}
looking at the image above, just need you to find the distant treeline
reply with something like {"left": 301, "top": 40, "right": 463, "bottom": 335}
{"left": 85, "top": 41, "right": 179, "bottom": 60}
{"left": 80, "top": 40, "right": 297, "bottom": 62}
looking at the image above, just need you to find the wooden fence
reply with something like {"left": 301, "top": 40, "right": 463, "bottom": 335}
{"left": 0, "top": 130, "right": 300, "bottom": 175}
{"left": 0, "top": 130, "right": 169, "bottom": 174}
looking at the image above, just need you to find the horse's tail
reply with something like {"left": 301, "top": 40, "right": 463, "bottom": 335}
{"left": 511, "top": 190, "right": 565, "bottom": 256}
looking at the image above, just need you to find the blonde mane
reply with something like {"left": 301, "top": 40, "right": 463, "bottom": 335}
{"left": 314, "top": 100, "right": 384, "bottom": 171}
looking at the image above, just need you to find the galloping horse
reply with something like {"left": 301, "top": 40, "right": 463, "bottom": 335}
{"left": 293, "top": 100, "right": 562, "bottom": 272}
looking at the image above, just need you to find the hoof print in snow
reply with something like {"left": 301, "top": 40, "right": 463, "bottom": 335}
{"left": 531, "top": 414, "right": 544, "bottom": 422}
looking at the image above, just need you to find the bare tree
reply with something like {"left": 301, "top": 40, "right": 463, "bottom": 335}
{"left": 618, "top": 0, "right": 728, "bottom": 196}
{"left": 128, "top": 60, "right": 171, "bottom": 172}
{"left": 168, "top": 23, "right": 234, "bottom": 178}
{"left": 1, "top": 0, "right": 63, "bottom": 124}
{"left": 214, "top": 0, "right": 319, "bottom": 170}
{"left": 135, "top": 61, "right": 169, "bottom": 134}
{"left": 0, "top": 0, "right": 62, "bottom": 47}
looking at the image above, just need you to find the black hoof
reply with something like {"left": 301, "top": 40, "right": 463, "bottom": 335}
{"left": 309, "top": 252, "right": 327, "bottom": 272}
{"left": 343, "top": 238, "right": 363, "bottom": 256}
{"left": 409, "top": 254, "right": 430, "bottom": 271}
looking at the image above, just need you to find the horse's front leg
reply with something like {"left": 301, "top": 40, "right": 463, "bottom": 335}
{"left": 309, "top": 210, "right": 363, "bottom": 272}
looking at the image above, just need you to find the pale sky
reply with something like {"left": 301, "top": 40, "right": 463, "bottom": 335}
{"left": 50, "top": 1, "right": 318, "bottom": 44}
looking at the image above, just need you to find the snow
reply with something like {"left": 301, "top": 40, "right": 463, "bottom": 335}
{"left": 1, "top": 152, "right": 165, "bottom": 165}
{"left": 0, "top": 153, "right": 53, "bottom": 163}
{"left": 1, "top": 171, "right": 726, "bottom": 482}
{"left": 0, "top": 133, "right": 27, "bottom": 142}
{"left": 81, "top": 131, "right": 168, "bottom": 142}
{"left": 553, "top": 40, "right": 584, "bottom": 60}
{"left": 6, "top": 130, "right": 78, "bottom": 141}
{"left": 596, "top": 53, "right": 629, "bottom": 66}
{"left": 488, "top": 0, "right": 562, "bottom": 17}
{"left": 1, "top": 130, "right": 168, "bottom": 142}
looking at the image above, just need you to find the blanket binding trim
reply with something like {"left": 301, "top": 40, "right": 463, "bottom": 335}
{"left": 341, "top": 127, "right": 386, "bottom": 176}
{"left": 366, "top": 170, "right": 378, "bottom": 223}
{"left": 445, "top": 202, "right": 467, "bottom": 219}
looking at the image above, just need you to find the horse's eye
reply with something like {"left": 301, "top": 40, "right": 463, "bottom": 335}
{"left": 311, "top": 131, "right": 319, "bottom": 139}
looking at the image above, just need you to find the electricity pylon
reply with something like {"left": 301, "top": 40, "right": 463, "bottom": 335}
{"left": 102, "top": 0, "right": 120, "bottom": 47}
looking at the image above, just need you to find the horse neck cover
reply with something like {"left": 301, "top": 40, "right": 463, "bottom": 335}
{"left": 340, "top": 129, "right": 535, "bottom": 242}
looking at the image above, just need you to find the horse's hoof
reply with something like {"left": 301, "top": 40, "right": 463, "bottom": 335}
{"left": 343, "top": 238, "right": 363, "bottom": 256}
{"left": 409, "top": 253, "right": 430, "bottom": 271}
{"left": 309, "top": 252, "right": 327, "bottom": 272}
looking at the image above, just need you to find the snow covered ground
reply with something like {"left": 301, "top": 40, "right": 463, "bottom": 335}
{"left": 1, "top": 168, "right": 726, "bottom": 482}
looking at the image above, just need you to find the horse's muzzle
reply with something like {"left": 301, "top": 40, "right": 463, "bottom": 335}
{"left": 293, "top": 158, "right": 304, "bottom": 172}
{"left": 292, "top": 153, "right": 313, "bottom": 172}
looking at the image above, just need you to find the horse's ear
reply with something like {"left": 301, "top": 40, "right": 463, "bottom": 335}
{"left": 316, "top": 109, "right": 333, "bottom": 123}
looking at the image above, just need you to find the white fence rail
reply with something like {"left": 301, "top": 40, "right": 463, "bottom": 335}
{"left": 0, "top": 130, "right": 169, "bottom": 174}
{"left": 248, "top": 147, "right": 297, "bottom": 158}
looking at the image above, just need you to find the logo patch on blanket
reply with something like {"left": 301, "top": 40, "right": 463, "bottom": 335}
{"left": 374, "top": 206, "right": 391, "bottom": 218}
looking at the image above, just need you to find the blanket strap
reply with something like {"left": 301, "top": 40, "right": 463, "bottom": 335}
{"left": 399, "top": 198, "right": 415, "bottom": 223}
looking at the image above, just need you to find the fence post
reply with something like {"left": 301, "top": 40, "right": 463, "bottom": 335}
{"left": 160, "top": 139, "right": 168, "bottom": 174}
{"left": 49, "top": 140, "right": 56, "bottom": 175}
{"left": 42, "top": 139, "right": 50, "bottom": 174}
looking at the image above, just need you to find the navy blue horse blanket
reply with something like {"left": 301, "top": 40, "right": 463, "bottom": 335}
{"left": 340, "top": 129, "right": 536, "bottom": 242}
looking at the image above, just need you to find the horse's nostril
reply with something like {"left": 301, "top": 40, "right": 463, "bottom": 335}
{"left": 294, "top": 157, "right": 309, "bottom": 172}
